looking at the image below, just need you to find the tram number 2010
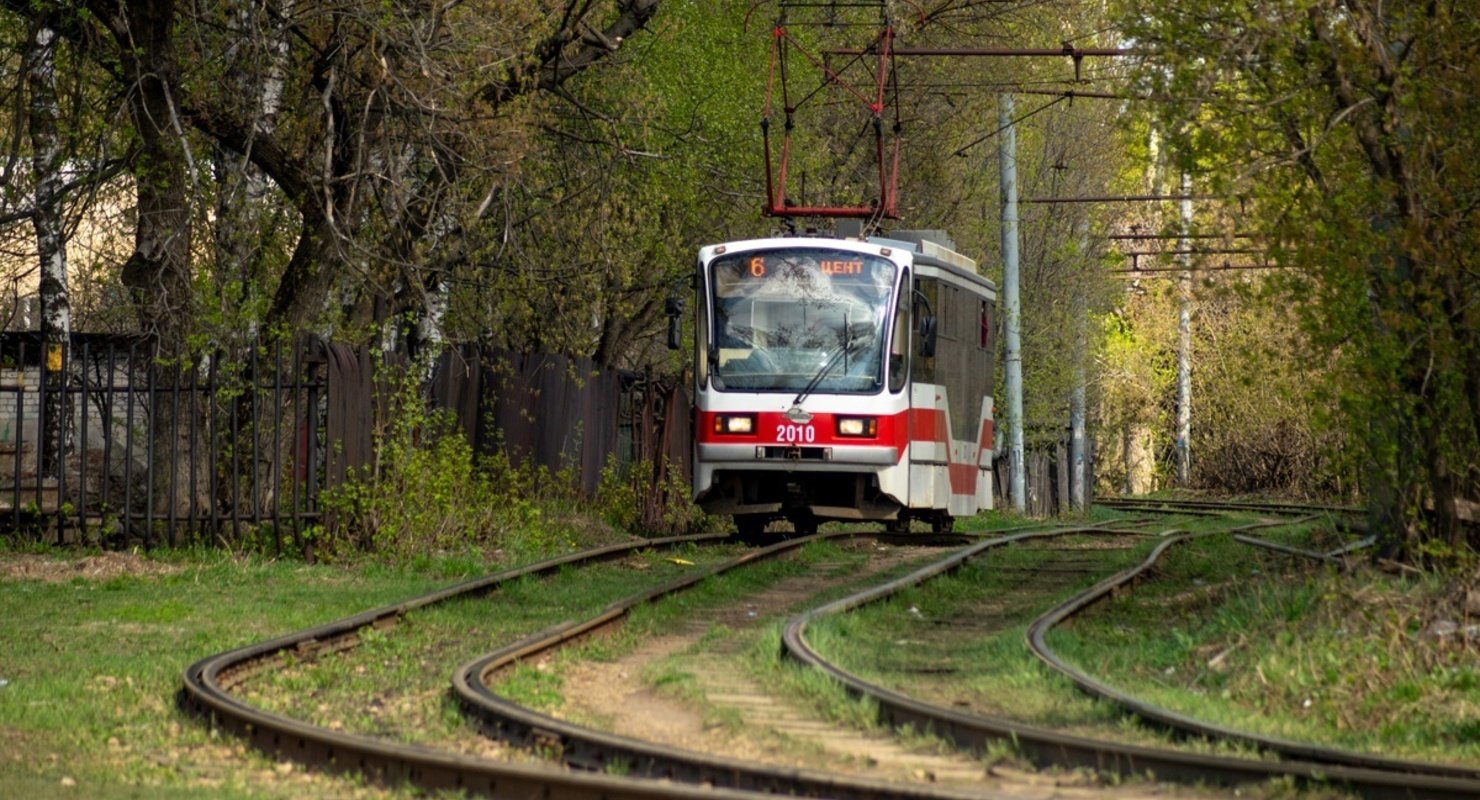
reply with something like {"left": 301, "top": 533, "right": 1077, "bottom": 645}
{"left": 776, "top": 424, "right": 816, "bottom": 444}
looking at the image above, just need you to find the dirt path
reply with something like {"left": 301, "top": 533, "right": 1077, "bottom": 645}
{"left": 551, "top": 539, "right": 1205, "bottom": 798}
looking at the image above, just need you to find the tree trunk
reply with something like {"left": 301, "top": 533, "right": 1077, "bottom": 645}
{"left": 112, "top": 0, "right": 194, "bottom": 353}
{"left": 25, "top": 18, "right": 70, "bottom": 481}
{"left": 106, "top": 0, "right": 205, "bottom": 535}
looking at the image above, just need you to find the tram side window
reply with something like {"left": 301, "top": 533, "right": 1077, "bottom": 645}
{"left": 979, "top": 301, "right": 991, "bottom": 350}
{"left": 910, "top": 276, "right": 938, "bottom": 384}
{"left": 938, "top": 285, "right": 959, "bottom": 343}
{"left": 980, "top": 298, "right": 995, "bottom": 391}
{"left": 889, "top": 270, "right": 910, "bottom": 393}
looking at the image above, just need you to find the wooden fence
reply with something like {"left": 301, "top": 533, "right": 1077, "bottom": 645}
{"left": 0, "top": 336, "right": 692, "bottom": 549}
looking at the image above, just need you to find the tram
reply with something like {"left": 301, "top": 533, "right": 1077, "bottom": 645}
{"left": 691, "top": 231, "right": 997, "bottom": 535}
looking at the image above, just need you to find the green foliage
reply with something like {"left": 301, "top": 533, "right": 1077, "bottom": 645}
{"left": 319, "top": 362, "right": 576, "bottom": 562}
{"left": 597, "top": 454, "right": 715, "bottom": 535}
{"left": 1187, "top": 286, "right": 1353, "bottom": 497}
{"left": 1114, "top": 0, "right": 1480, "bottom": 558}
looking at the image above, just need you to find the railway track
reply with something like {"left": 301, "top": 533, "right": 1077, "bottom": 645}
{"left": 781, "top": 515, "right": 1480, "bottom": 799}
{"left": 182, "top": 506, "right": 1475, "bottom": 799}
{"left": 182, "top": 528, "right": 1013, "bottom": 799}
{"left": 455, "top": 531, "right": 1001, "bottom": 799}
{"left": 180, "top": 533, "right": 772, "bottom": 799}
{"left": 1026, "top": 533, "right": 1477, "bottom": 781}
{"left": 1097, "top": 495, "right": 1360, "bottom": 518}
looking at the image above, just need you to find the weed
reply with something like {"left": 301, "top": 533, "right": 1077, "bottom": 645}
{"left": 604, "top": 758, "right": 632, "bottom": 776}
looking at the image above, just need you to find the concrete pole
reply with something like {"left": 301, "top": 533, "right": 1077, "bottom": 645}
{"left": 999, "top": 94, "right": 1026, "bottom": 513}
{"left": 1176, "top": 171, "right": 1193, "bottom": 485}
{"left": 1069, "top": 214, "right": 1088, "bottom": 512}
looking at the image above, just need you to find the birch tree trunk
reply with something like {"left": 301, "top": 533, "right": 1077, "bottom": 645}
{"left": 25, "top": 18, "right": 70, "bottom": 481}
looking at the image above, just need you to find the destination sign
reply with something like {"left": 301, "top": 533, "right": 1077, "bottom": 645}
{"left": 820, "top": 259, "right": 864, "bottom": 275}
{"left": 745, "top": 255, "right": 866, "bottom": 278}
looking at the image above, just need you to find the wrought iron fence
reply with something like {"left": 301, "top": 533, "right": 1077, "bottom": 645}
{"left": 0, "top": 334, "right": 342, "bottom": 552}
{"left": 0, "top": 335, "right": 695, "bottom": 550}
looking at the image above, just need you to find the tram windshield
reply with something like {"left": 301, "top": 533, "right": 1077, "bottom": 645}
{"left": 708, "top": 247, "right": 897, "bottom": 393}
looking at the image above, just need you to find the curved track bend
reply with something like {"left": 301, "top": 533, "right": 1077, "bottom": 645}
{"left": 181, "top": 533, "right": 777, "bottom": 800}
{"left": 1027, "top": 533, "right": 1479, "bottom": 781}
{"left": 184, "top": 530, "right": 1004, "bottom": 799}
{"left": 781, "top": 516, "right": 1480, "bottom": 799}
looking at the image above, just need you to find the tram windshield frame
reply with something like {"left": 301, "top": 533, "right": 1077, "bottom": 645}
{"left": 707, "top": 247, "right": 898, "bottom": 394}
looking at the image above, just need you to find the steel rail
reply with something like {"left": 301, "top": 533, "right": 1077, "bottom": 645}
{"left": 781, "top": 523, "right": 1480, "bottom": 799}
{"left": 1092, "top": 500, "right": 1229, "bottom": 517}
{"left": 183, "top": 528, "right": 1007, "bottom": 800}
{"left": 1232, "top": 532, "right": 1377, "bottom": 564}
{"left": 180, "top": 533, "right": 802, "bottom": 800}
{"left": 1025, "top": 532, "right": 1480, "bottom": 789}
{"left": 454, "top": 529, "right": 999, "bottom": 800}
{"left": 1097, "top": 496, "right": 1361, "bottom": 516}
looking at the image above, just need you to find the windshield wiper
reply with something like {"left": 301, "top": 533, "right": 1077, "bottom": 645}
{"left": 791, "top": 330, "right": 873, "bottom": 407}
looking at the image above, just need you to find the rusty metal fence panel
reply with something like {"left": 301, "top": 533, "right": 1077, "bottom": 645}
{"left": 431, "top": 346, "right": 690, "bottom": 506}
{"left": 0, "top": 336, "right": 695, "bottom": 550}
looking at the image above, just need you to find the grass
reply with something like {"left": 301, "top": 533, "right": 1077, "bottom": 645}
{"left": 793, "top": 528, "right": 1161, "bottom": 734}
{"left": 0, "top": 536, "right": 739, "bottom": 798}
{"left": 1053, "top": 527, "right": 1480, "bottom": 766}
{"left": 0, "top": 547, "right": 469, "bottom": 799}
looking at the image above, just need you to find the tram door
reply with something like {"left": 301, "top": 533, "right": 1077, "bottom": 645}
{"left": 907, "top": 275, "right": 948, "bottom": 513}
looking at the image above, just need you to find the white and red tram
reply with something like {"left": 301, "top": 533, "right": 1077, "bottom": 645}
{"left": 691, "top": 232, "right": 997, "bottom": 535}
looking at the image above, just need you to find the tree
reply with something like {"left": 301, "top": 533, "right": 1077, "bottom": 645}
{"left": 1118, "top": 0, "right": 1480, "bottom": 561}
{"left": 24, "top": 15, "right": 69, "bottom": 478}
{"left": 0, "top": 0, "right": 669, "bottom": 356}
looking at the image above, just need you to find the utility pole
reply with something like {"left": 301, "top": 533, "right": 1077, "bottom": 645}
{"left": 1176, "top": 171, "right": 1193, "bottom": 485}
{"left": 1069, "top": 215, "right": 1088, "bottom": 512}
{"left": 999, "top": 94, "right": 1025, "bottom": 513}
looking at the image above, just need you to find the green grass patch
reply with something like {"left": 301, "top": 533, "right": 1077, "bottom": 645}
{"left": 797, "top": 533, "right": 1156, "bottom": 733}
{"left": 0, "top": 546, "right": 488, "bottom": 798}
{"left": 1053, "top": 530, "right": 1480, "bottom": 766}
{"left": 245, "top": 542, "right": 752, "bottom": 742}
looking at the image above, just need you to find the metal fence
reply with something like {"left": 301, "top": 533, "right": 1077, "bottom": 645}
{"left": 0, "top": 334, "right": 340, "bottom": 551}
{"left": 992, "top": 428, "right": 1095, "bottom": 516}
{"left": 0, "top": 335, "right": 694, "bottom": 550}
{"left": 430, "top": 345, "right": 692, "bottom": 530}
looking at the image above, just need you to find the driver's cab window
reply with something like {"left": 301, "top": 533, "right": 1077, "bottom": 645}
{"left": 889, "top": 270, "right": 909, "bottom": 392}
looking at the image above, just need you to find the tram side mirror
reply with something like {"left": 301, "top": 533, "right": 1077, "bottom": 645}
{"left": 918, "top": 314, "right": 937, "bottom": 358}
{"left": 665, "top": 296, "right": 684, "bottom": 350}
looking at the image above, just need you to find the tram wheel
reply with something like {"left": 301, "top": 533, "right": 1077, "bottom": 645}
{"left": 931, "top": 513, "right": 954, "bottom": 533}
{"left": 885, "top": 516, "right": 911, "bottom": 534}
{"left": 788, "top": 513, "right": 819, "bottom": 536}
{"left": 733, "top": 515, "right": 768, "bottom": 540}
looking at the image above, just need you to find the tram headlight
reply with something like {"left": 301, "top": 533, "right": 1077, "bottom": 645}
{"left": 714, "top": 414, "right": 756, "bottom": 435}
{"left": 836, "top": 417, "right": 877, "bottom": 437}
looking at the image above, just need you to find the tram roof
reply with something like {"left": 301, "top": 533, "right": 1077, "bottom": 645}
{"left": 870, "top": 231, "right": 996, "bottom": 294}
{"left": 700, "top": 232, "right": 994, "bottom": 293}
